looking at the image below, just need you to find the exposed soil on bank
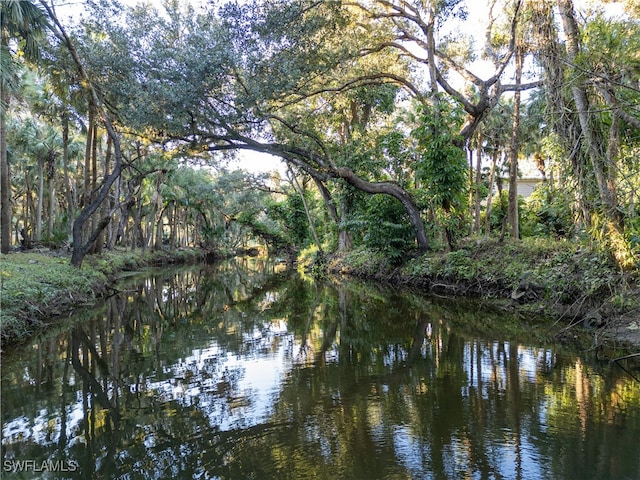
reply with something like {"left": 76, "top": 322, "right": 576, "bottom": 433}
{"left": 328, "top": 238, "right": 640, "bottom": 352}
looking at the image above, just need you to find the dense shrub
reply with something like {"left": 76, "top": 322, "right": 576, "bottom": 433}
{"left": 521, "top": 183, "right": 574, "bottom": 238}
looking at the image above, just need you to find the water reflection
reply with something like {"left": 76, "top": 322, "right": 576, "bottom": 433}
{"left": 2, "top": 258, "right": 640, "bottom": 479}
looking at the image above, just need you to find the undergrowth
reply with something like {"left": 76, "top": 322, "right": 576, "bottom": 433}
{"left": 335, "top": 237, "right": 639, "bottom": 321}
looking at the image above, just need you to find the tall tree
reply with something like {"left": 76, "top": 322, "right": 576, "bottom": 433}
{"left": 552, "top": 0, "right": 638, "bottom": 267}
{"left": 507, "top": 19, "right": 526, "bottom": 240}
{"left": 351, "top": 0, "right": 536, "bottom": 143}
{"left": 556, "top": 0, "right": 618, "bottom": 222}
{"left": 0, "top": 0, "right": 48, "bottom": 253}
{"left": 39, "top": 0, "right": 127, "bottom": 266}
{"left": 74, "top": 0, "right": 433, "bottom": 252}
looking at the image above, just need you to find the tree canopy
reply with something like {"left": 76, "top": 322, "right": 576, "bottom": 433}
{"left": 0, "top": 0, "right": 638, "bottom": 269}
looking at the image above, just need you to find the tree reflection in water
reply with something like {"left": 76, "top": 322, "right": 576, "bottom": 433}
{"left": 2, "top": 257, "right": 640, "bottom": 479}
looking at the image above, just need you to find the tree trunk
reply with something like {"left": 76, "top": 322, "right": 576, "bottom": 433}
{"left": 535, "top": 0, "right": 589, "bottom": 225}
{"left": 468, "top": 147, "right": 474, "bottom": 229}
{"left": 81, "top": 113, "right": 94, "bottom": 253}
{"left": 148, "top": 171, "right": 164, "bottom": 250}
{"left": 338, "top": 199, "right": 353, "bottom": 252}
{"left": 221, "top": 139, "right": 429, "bottom": 253}
{"left": 39, "top": 3, "right": 125, "bottom": 267}
{"left": 426, "top": 4, "right": 439, "bottom": 96}
{"left": 24, "top": 172, "right": 33, "bottom": 247}
{"left": 289, "top": 167, "right": 323, "bottom": 254}
{"left": 107, "top": 168, "right": 121, "bottom": 250}
{"left": 335, "top": 166, "right": 429, "bottom": 252}
{"left": 507, "top": 47, "right": 523, "bottom": 240}
{"left": 169, "top": 201, "right": 177, "bottom": 248}
{"left": 70, "top": 126, "right": 123, "bottom": 265}
{"left": 89, "top": 121, "right": 100, "bottom": 253}
{"left": 497, "top": 156, "right": 507, "bottom": 242}
{"left": 311, "top": 176, "right": 339, "bottom": 224}
{"left": 36, "top": 154, "right": 44, "bottom": 241}
{"left": 556, "top": 0, "right": 619, "bottom": 225}
{"left": 61, "top": 112, "right": 74, "bottom": 218}
{"left": 484, "top": 150, "right": 498, "bottom": 238}
{"left": 606, "top": 112, "right": 620, "bottom": 218}
{"left": 47, "top": 164, "right": 55, "bottom": 239}
{"left": 473, "top": 135, "right": 483, "bottom": 234}
{"left": 134, "top": 200, "right": 144, "bottom": 252}
{"left": 310, "top": 175, "right": 350, "bottom": 251}
{"left": 154, "top": 207, "right": 164, "bottom": 250}
{"left": 94, "top": 134, "right": 112, "bottom": 254}
{"left": 82, "top": 111, "right": 94, "bottom": 208}
{"left": 1, "top": 82, "right": 11, "bottom": 253}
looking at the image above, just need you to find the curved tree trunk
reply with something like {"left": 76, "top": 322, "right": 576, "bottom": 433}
{"left": 210, "top": 141, "right": 430, "bottom": 254}
{"left": 42, "top": 2, "right": 125, "bottom": 267}
{"left": 335, "top": 166, "right": 429, "bottom": 252}
{"left": 70, "top": 162, "right": 122, "bottom": 266}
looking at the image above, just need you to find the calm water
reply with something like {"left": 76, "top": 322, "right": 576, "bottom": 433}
{"left": 2, "top": 258, "right": 640, "bottom": 479}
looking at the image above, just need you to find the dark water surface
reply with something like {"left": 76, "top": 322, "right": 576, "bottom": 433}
{"left": 2, "top": 258, "right": 640, "bottom": 479}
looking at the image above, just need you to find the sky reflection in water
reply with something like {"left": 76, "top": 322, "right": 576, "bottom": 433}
{"left": 2, "top": 259, "right": 640, "bottom": 479}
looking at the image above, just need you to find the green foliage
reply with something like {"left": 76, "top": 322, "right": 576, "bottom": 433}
{"left": 521, "top": 183, "right": 575, "bottom": 238}
{"left": 484, "top": 190, "right": 507, "bottom": 232}
{"left": 356, "top": 194, "right": 415, "bottom": 264}
{"left": 626, "top": 215, "right": 640, "bottom": 263}
{"left": 0, "top": 248, "right": 204, "bottom": 344}
{"left": 186, "top": 169, "right": 280, "bottom": 250}
{"left": 0, "top": 0, "right": 49, "bottom": 87}
{"left": 413, "top": 97, "right": 469, "bottom": 244}
{"left": 266, "top": 193, "right": 309, "bottom": 247}
{"left": 337, "top": 246, "right": 390, "bottom": 276}
{"left": 0, "top": 253, "right": 104, "bottom": 342}
{"left": 4, "top": 0, "right": 637, "bottom": 273}
{"left": 413, "top": 99, "right": 468, "bottom": 207}
{"left": 580, "top": 15, "right": 640, "bottom": 81}
{"left": 401, "top": 236, "right": 622, "bottom": 315}
{"left": 441, "top": 249, "right": 476, "bottom": 280}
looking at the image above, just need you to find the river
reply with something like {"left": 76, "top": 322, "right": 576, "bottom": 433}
{"left": 2, "top": 258, "right": 640, "bottom": 479}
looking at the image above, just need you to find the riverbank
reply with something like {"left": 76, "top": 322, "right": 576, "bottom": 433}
{"left": 2, "top": 239, "right": 639, "bottom": 351}
{"left": 0, "top": 247, "right": 205, "bottom": 347}
{"left": 328, "top": 237, "right": 640, "bottom": 350}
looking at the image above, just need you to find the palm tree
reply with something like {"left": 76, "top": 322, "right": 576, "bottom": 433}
{"left": 13, "top": 117, "right": 62, "bottom": 242}
{"left": 1, "top": 0, "right": 49, "bottom": 253}
{"left": 482, "top": 103, "right": 514, "bottom": 238}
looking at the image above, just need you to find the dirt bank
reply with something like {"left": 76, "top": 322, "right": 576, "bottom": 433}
{"left": 328, "top": 238, "right": 640, "bottom": 351}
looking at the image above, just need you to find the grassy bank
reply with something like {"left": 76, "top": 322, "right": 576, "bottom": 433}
{"left": 0, "top": 248, "right": 204, "bottom": 346}
{"left": 2, "top": 239, "right": 639, "bottom": 350}
{"left": 329, "top": 237, "right": 640, "bottom": 346}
